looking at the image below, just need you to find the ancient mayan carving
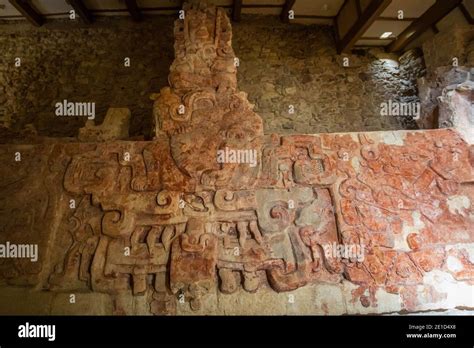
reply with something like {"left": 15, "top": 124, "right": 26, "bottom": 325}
{"left": 0, "top": 2, "right": 473, "bottom": 315}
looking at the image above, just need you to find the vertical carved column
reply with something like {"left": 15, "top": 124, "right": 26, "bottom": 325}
{"left": 151, "top": 2, "right": 263, "bottom": 190}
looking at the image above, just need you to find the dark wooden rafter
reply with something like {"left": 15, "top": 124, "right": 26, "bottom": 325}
{"left": 336, "top": 0, "right": 349, "bottom": 18}
{"left": 8, "top": 0, "right": 44, "bottom": 26}
{"left": 240, "top": 4, "right": 280, "bottom": 8}
{"left": 331, "top": 0, "right": 346, "bottom": 48}
{"left": 233, "top": 0, "right": 242, "bottom": 22}
{"left": 387, "top": 0, "right": 463, "bottom": 53}
{"left": 356, "top": 0, "right": 362, "bottom": 16}
{"left": 333, "top": 16, "right": 340, "bottom": 44}
{"left": 378, "top": 16, "right": 416, "bottom": 21}
{"left": 336, "top": 0, "right": 392, "bottom": 54}
{"left": 294, "top": 15, "right": 333, "bottom": 19}
{"left": 125, "top": 0, "right": 142, "bottom": 21}
{"left": 459, "top": 3, "right": 474, "bottom": 24}
{"left": 280, "top": 0, "right": 296, "bottom": 23}
{"left": 66, "top": 0, "right": 93, "bottom": 24}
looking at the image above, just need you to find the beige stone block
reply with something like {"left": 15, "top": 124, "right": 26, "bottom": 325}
{"left": 216, "top": 287, "right": 287, "bottom": 315}
{"left": 50, "top": 292, "right": 113, "bottom": 315}
{"left": 78, "top": 107, "right": 130, "bottom": 142}
{"left": 0, "top": 286, "right": 54, "bottom": 315}
{"left": 176, "top": 287, "right": 224, "bottom": 316}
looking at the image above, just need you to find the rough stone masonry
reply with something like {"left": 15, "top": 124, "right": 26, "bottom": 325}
{"left": 0, "top": 2, "right": 473, "bottom": 315}
{"left": 0, "top": 11, "right": 425, "bottom": 139}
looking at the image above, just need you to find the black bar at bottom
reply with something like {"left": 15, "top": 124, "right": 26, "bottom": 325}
{"left": 0, "top": 315, "right": 472, "bottom": 346}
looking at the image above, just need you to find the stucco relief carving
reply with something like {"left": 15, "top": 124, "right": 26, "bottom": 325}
{"left": 0, "top": 2, "right": 473, "bottom": 315}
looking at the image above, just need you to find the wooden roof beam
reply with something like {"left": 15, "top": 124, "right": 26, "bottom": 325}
{"left": 8, "top": 0, "right": 44, "bottom": 27}
{"left": 125, "top": 0, "right": 142, "bottom": 21}
{"left": 337, "top": 0, "right": 392, "bottom": 54}
{"left": 387, "top": 0, "right": 463, "bottom": 53}
{"left": 280, "top": 0, "right": 296, "bottom": 23}
{"left": 233, "top": 0, "right": 242, "bottom": 21}
{"left": 66, "top": 0, "right": 93, "bottom": 24}
{"left": 459, "top": 3, "right": 474, "bottom": 24}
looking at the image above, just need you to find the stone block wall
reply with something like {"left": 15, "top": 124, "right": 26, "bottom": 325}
{"left": 233, "top": 17, "right": 425, "bottom": 134}
{"left": 417, "top": 26, "right": 473, "bottom": 136}
{"left": 422, "top": 25, "right": 474, "bottom": 72}
{"left": 0, "top": 15, "right": 425, "bottom": 139}
{"left": 0, "top": 17, "right": 175, "bottom": 138}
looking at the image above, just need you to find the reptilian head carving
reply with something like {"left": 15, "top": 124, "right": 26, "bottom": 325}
{"left": 151, "top": 2, "right": 263, "bottom": 188}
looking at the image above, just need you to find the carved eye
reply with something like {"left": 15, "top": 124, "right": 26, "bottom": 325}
{"left": 170, "top": 104, "right": 189, "bottom": 122}
{"left": 194, "top": 98, "right": 214, "bottom": 110}
{"left": 205, "top": 46, "right": 215, "bottom": 54}
{"left": 229, "top": 129, "right": 245, "bottom": 140}
{"left": 229, "top": 95, "right": 242, "bottom": 109}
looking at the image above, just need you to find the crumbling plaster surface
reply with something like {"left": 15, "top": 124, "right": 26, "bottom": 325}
{"left": 418, "top": 26, "right": 473, "bottom": 145}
